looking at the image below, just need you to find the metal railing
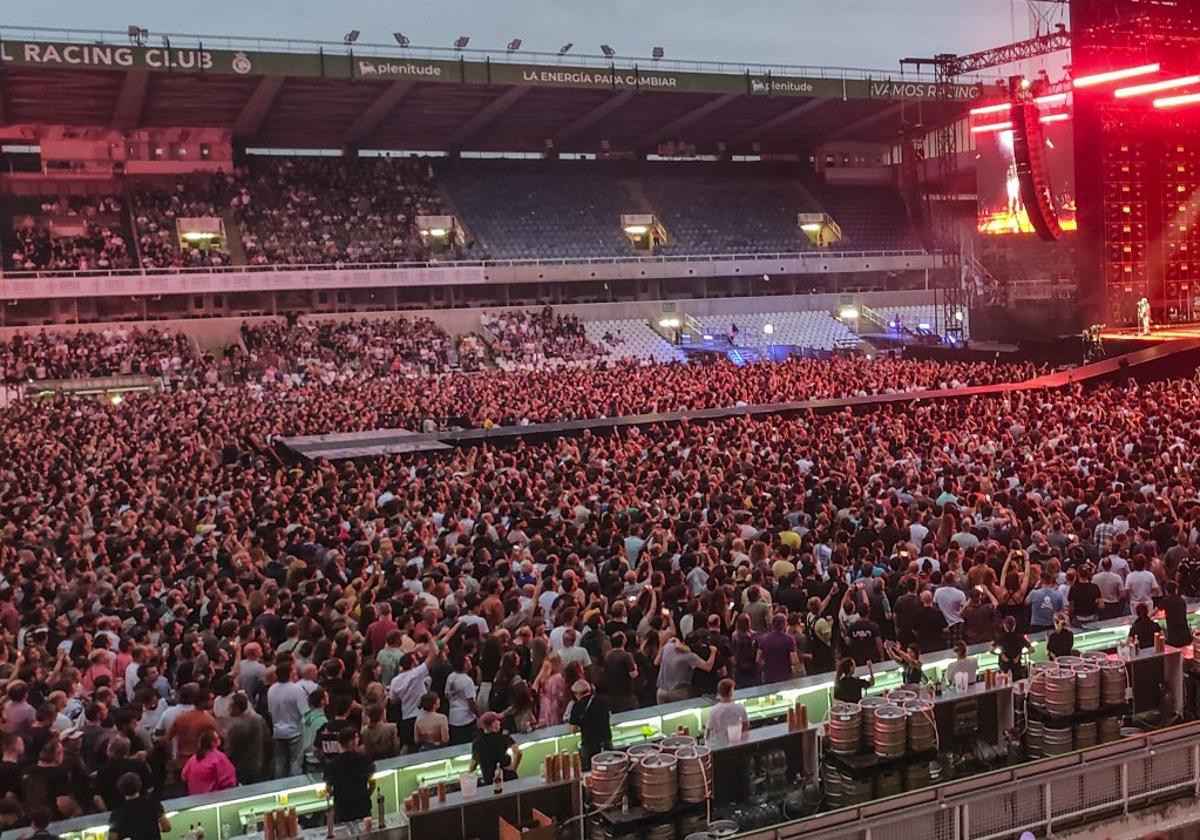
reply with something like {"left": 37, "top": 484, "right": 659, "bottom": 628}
{"left": 1, "top": 26, "right": 989, "bottom": 84}
{"left": 743, "top": 720, "right": 1200, "bottom": 840}
{"left": 0, "top": 249, "right": 938, "bottom": 280}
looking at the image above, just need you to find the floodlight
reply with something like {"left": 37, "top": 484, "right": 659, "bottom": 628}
{"left": 393, "top": 33, "right": 410, "bottom": 47}
{"left": 600, "top": 44, "right": 615, "bottom": 59}
{"left": 507, "top": 39, "right": 522, "bottom": 52}
{"left": 559, "top": 43, "right": 573, "bottom": 55}
{"left": 454, "top": 36, "right": 470, "bottom": 50}
{"left": 652, "top": 46, "right": 664, "bottom": 60}
{"left": 344, "top": 30, "right": 360, "bottom": 45}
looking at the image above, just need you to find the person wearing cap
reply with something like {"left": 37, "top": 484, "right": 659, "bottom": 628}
{"left": 469, "top": 711, "right": 521, "bottom": 783}
{"left": 567, "top": 678, "right": 610, "bottom": 771}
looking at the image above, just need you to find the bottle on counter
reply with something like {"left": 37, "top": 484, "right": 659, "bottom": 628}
{"left": 326, "top": 801, "right": 336, "bottom": 839}
{"left": 493, "top": 764, "right": 504, "bottom": 794}
{"left": 377, "top": 791, "right": 387, "bottom": 825}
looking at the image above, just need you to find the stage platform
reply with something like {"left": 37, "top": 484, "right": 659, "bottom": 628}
{"left": 1099, "top": 323, "right": 1200, "bottom": 342}
{"left": 279, "top": 337, "right": 1200, "bottom": 461}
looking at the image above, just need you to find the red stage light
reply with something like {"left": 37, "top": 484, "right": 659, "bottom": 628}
{"left": 1039, "top": 113, "right": 1070, "bottom": 123}
{"left": 1073, "top": 63, "right": 1161, "bottom": 88}
{"left": 1034, "top": 93, "right": 1068, "bottom": 106}
{"left": 1154, "top": 92, "right": 1200, "bottom": 109}
{"left": 1115, "top": 75, "right": 1200, "bottom": 98}
{"left": 969, "top": 92, "right": 1068, "bottom": 117}
{"left": 970, "top": 102, "right": 1011, "bottom": 116}
{"left": 970, "top": 121, "right": 1014, "bottom": 134}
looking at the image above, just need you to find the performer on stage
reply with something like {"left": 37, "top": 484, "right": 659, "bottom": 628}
{"left": 1137, "top": 297, "right": 1151, "bottom": 336}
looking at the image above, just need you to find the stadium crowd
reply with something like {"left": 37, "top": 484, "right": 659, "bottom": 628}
{"left": 233, "top": 317, "right": 463, "bottom": 382}
{"left": 9, "top": 198, "right": 133, "bottom": 273}
{"left": 234, "top": 157, "right": 443, "bottom": 266}
{"left": 0, "top": 327, "right": 208, "bottom": 387}
{"left": 131, "top": 177, "right": 232, "bottom": 270}
{"left": 482, "top": 308, "right": 607, "bottom": 369}
{"left": 0, "top": 352, "right": 1197, "bottom": 824}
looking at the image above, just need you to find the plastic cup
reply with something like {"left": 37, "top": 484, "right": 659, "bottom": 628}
{"left": 459, "top": 772, "right": 478, "bottom": 797}
{"left": 726, "top": 723, "right": 742, "bottom": 743}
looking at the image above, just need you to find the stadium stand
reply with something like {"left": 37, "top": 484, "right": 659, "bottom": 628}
{"left": 642, "top": 170, "right": 820, "bottom": 255}
{"left": 817, "top": 183, "right": 924, "bottom": 251}
{"left": 481, "top": 306, "right": 610, "bottom": 369}
{"left": 4, "top": 195, "right": 133, "bottom": 272}
{"left": 0, "top": 325, "right": 204, "bottom": 384}
{"left": 130, "top": 174, "right": 234, "bottom": 269}
{"left": 581, "top": 318, "right": 687, "bottom": 363}
{"left": 234, "top": 316, "right": 459, "bottom": 381}
{"left": 695, "top": 310, "right": 858, "bottom": 351}
{"left": 234, "top": 156, "right": 443, "bottom": 265}
{"left": 438, "top": 163, "right": 646, "bottom": 259}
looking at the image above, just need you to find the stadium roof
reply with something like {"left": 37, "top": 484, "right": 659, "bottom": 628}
{"left": 0, "top": 28, "right": 985, "bottom": 155}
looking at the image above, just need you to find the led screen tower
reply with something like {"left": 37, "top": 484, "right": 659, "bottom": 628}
{"left": 1072, "top": 0, "right": 1200, "bottom": 326}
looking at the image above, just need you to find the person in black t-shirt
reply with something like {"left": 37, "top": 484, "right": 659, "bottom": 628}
{"left": 1067, "top": 567, "right": 1102, "bottom": 624}
{"left": 568, "top": 678, "right": 611, "bottom": 770}
{"left": 832, "top": 658, "right": 875, "bottom": 703}
{"left": 1128, "top": 603, "right": 1160, "bottom": 651}
{"left": 107, "top": 772, "right": 169, "bottom": 840}
{"left": 323, "top": 729, "right": 375, "bottom": 823}
{"left": 844, "top": 603, "right": 884, "bottom": 664}
{"left": 994, "top": 616, "right": 1032, "bottom": 680}
{"left": 912, "top": 592, "right": 948, "bottom": 654}
{"left": 1160, "top": 581, "right": 1191, "bottom": 647}
{"left": 1046, "top": 613, "right": 1075, "bottom": 659}
{"left": 470, "top": 712, "right": 521, "bottom": 782}
{"left": 1177, "top": 552, "right": 1200, "bottom": 599}
{"left": 315, "top": 695, "right": 354, "bottom": 763}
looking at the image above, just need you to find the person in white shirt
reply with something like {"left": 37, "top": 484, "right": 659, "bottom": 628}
{"left": 558, "top": 629, "right": 591, "bottom": 670}
{"left": 933, "top": 573, "right": 967, "bottom": 627}
{"left": 445, "top": 653, "right": 479, "bottom": 745}
{"left": 943, "top": 642, "right": 978, "bottom": 687}
{"left": 267, "top": 661, "right": 310, "bottom": 778}
{"left": 1124, "top": 556, "right": 1160, "bottom": 616}
{"left": 705, "top": 679, "right": 750, "bottom": 742}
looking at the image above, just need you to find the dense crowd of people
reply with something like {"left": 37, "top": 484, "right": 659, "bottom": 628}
{"left": 131, "top": 177, "right": 232, "bottom": 270}
{"left": 0, "top": 327, "right": 207, "bottom": 386}
{"left": 482, "top": 308, "right": 607, "bottom": 369}
{"left": 0, "top": 334, "right": 1196, "bottom": 825}
{"left": 234, "top": 157, "right": 443, "bottom": 266}
{"left": 234, "top": 317, "right": 460, "bottom": 383}
{"left": 9, "top": 198, "right": 133, "bottom": 273}
{"left": 224, "top": 322, "right": 1046, "bottom": 431}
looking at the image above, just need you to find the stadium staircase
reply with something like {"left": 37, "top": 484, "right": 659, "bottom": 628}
{"left": 221, "top": 209, "right": 248, "bottom": 266}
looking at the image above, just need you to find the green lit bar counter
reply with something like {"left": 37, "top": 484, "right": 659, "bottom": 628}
{"left": 18, "top": 606, "right": 1199, "bottom": 840}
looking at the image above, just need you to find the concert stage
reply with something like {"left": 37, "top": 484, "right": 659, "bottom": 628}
{"left": 1099, "top": 323, "right": 1200, "bottom": 343}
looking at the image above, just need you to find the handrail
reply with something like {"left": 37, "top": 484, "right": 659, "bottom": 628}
{"left": 1, "top": 26, "right": 989, "bottom": 84}
{"left": 0, "top": 249, "right": 937, "bottom": 280}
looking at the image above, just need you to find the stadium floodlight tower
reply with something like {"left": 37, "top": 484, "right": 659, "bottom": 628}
{"left": 127, "top": 25, "right": 148, "bottom": 46}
